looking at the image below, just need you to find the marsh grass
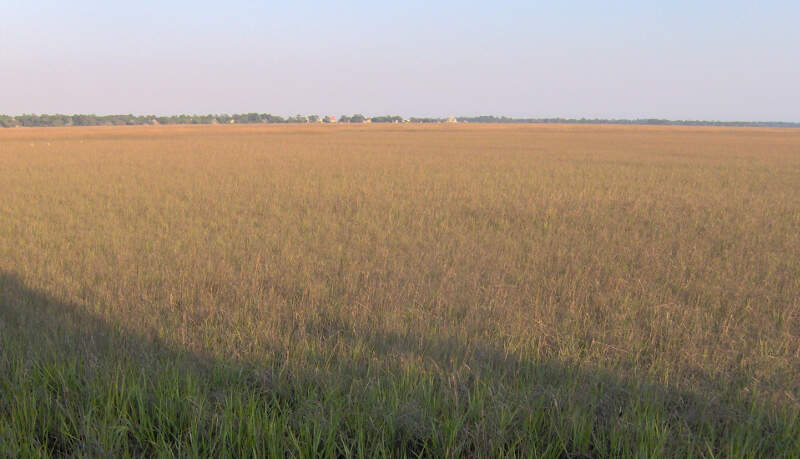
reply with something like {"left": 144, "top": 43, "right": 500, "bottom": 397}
{"left": 1, "top": 124, "right": 799, "bottom": 456}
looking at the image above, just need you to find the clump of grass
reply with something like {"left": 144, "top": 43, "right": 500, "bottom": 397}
{"left": 1, "top": 124, "right": 799, "bottom": 455}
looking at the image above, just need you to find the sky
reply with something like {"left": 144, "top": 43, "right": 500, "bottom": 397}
{"left": 2, "top": 1, "right": 799, "bottom": 121}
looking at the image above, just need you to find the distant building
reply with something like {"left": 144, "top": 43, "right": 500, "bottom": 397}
{"left": 446, "top": 117, "right": 458, "bottom": 123}
{"left": 324, "top": 115, "right": 337, "bottom": 123}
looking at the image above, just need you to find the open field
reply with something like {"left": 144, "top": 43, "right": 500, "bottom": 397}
{"left": 1, "top": 123, "right": 799, "bottom": 456}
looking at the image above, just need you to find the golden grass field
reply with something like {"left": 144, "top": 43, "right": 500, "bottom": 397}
{"left": 1, "top": 123, "right": 799, "bottom": 456}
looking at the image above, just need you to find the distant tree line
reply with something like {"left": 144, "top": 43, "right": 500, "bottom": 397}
{"left": 0, "top": 113, "right": 300, "bottom": 127}
{"left": 409, "top": 117, "right": 447, "bottom": 123}
{"left": 455, "top": 116, "right": 800, "bottom": 128}
{"left": 0, "top": 113, "right": 405, "bottom": 127}
{"left": 1, "top": 113, "right": 798, "bottom": 128}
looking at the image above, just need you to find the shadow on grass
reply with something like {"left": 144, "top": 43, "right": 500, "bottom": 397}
{"left": 1, "top": 271, "right": 797, "bottom": 456}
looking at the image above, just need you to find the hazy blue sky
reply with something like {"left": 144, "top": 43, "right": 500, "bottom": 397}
{"left": 2, "top": 1, "right": 799, "bottom": 121}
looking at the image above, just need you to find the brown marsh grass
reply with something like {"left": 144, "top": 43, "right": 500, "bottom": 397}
{"left": 1, "top": 123, "right": 799, "bottom": 455}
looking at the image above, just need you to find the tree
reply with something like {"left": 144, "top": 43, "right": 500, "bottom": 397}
{"left": 0, "top": 115, "right": 17, "bottom": 127}
{"left": 370, "top": 115, "right": 403, "bottom": 123}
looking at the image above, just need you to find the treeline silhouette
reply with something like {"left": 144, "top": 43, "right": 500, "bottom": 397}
{"left": 2, "top": 113, "right": 798, "bottom": 128}
{"left": 456, "top": 116, "right": 800, "bottom": 127}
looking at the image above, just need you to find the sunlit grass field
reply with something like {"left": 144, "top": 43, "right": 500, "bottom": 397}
{"left": 1, "top": 123, "right": 799, "bottom": 456}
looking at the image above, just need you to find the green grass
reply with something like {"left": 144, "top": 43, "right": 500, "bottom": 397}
{"left": 1, "top": 124, "right": 799, "bottom": 456}
{"left": 3, "top": 292, "right": 795, "bottom": 457}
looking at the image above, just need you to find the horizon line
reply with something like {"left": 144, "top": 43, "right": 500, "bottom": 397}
{"left": 3, "top": 113, "right": 800, "bottom": 128}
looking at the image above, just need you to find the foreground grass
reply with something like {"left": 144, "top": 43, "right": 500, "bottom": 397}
{"left": 1, "top": 124, "right": 799, "bottom": 456}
